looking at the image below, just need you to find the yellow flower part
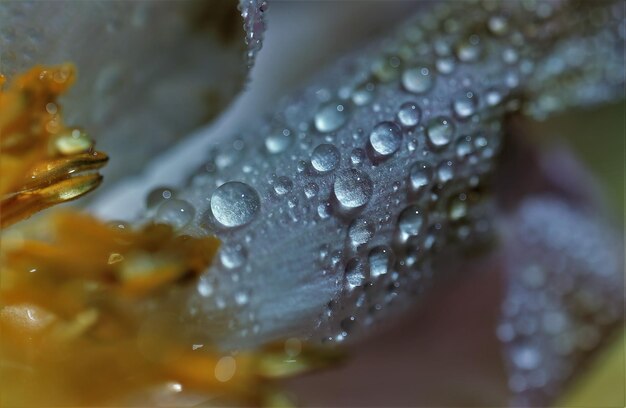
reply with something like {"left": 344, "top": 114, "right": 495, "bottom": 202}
{"left": 0, "top": 64, "right": 108, "bottom": 228}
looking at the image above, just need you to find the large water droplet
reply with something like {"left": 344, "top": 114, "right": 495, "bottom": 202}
{"left": 210, "top": 181, "right": 261, "bottom": 228}
{"left": 426, "top": 116, "right": 455, "bottom": 149}
{"left": 369, "top": 121, "right": 402, "bottom": 158}
{"left": 368, "top": 246, "right": 393, "bottom": 278}
{"left": 397, "top": 102, "right": 421, "bottom": 127}
{"left": 311, "top": 144, "right": 340, "bottom": 173}
{"left": 398, "top": 205, "right": 425, "bottom": 238}
{"left": 452, "top": 91, "right": 478, "bottom": 119}
{"left": 155, "top": 199, "right": 195, "bottom": 229}
{"left": 314, "top": 101, "right": 349, "bottom": 133}
{"left": 333, "top": 169, "right": 373, "bottom": 209}
{"left": 348, "top": 218, "right": 375, "bottom": 247}
{"left": 408, "top": 161, "right": 433, "bottom": 196}
{"left": 402, "top": 65, "right": 435, "bottom": 94}
{"left": 265, "top": 127, "right": 293, "bottom": 154}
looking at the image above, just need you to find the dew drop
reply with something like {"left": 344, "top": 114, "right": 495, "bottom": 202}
{"left": 437, "top": 161, "right": 455, "bottom": 183}
{"left": 398, "top": 205, "right": 425, "bottom": 238}
{"left": 369, "top": 121, "right": 402, "bottom": 158}
{"left": 397, "top": 102, "right": 421, "bottom": 128}
{"left": 273, "top": 176, "right": 293, "bottom": 195}
{"left": 368, "top": 246, "right": 393, "bottom": 278}
{"left": 333, "top": 169, "right": 373, "bottom": 209}
{"left": 402, "top": 65, "right": 435, "bottom": 94}
{"left": 210, "top": 181, "right": 261, "bottom": 228}
{"left": 348, "top": 218, "right": 375, "bottom": 247}
{"left": 426, "top": 116, "right": 455, "bottom": 148}
{"left": 345, "top": 258, "right": 367, "bottom": 291}
{"left": 304, "top": 182, "right": 319, "bottom": 199}
{"left": 220, "top": 245, "right": 248, "bottom": 269}
{"left": 455, "top": 35, "right": 482, "bottom": 62}
{"left": 265, "top": 127, "right": 293, "bottom": 154}
{"left": 311, "top": 144, "right": 340, "bottom": 173}
{"left": 408, "top": 161, "right": 433, "bottom": 196}
{"left": 155, "top": 199, "right": 195, "bottom": 229}
{"left": 351, "top": 82, "right": 376, "bottom": 106}
{"left": 314, "top": 101, "right": 349, "bottom": 133}
{"left": 350, "top": 148, "right": 365, "bottom": 166}
{"left": 452, "top": 91, "right": 478, "bottom": 119}
{"left": 146, "top": 186, "right": 175, "bottom": 208}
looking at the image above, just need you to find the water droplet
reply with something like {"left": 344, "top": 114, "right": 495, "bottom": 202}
{"left": 398, "top": 205, "right": 425, "bottom": 238}
{"left": 311, "top": 144, "right": 340, "bottom": 173}
{"left": 273, "top": 176, "right": 293, "bottom": 195}
{"left": 314, "top": 101, "right": 349, "bottom": 133}
{"left": 488, "top": 15, "right": 508, "bottom": 35}
{"left": 214, "top": 356, "right": 237, "bottom": 382}
{"left": 368, "top": 246, "right": 393, "bottom": 278}
{"left": 485, "top": 88, "right": 503, "bottom": 106}
{"left": 452, "top": 91, "right": 478, "bottom": 119}
{"left": 146, "top": 186, "right": 175, "bottom": 208}
{"left": 426, "top": 116, "right": 455, "bottom": 148}
{"left": 350, "top": 148, "right": 365, "bottom": 165}
{"left": 210, "top": 181, "right": 261, "bottom": 228}
{"left": 304, "top": 182, "right": 319, "bottom": 199}
{"left": 397, "top": 102, "right": 422, "bottom": 128}
{"left": 340, "top": 316, "right": 357, "bottom": 336}
{"left": 369, "top": 121, "right": 402, "bottom": 158}
{"left": 352, "top": 82, "right": 376, "bottom": 106}
{"left": 265, "top": 127, "right": 293, "bottom": 154}
{"left": 333, "top": 169, "right": 373, "bottom": 209}
{"left": 448, "top": 196, "right": 467, "bottom": 220}
{"left": 402, "top": 65, "right": 435, "bottom": 94}
{"left": 220, "top": 245, "right": 248, "bottom": 269}
{"left": 436, "top": 57, "right": 455, "bottom": 74}
{"left": 408, "top": 161, "right": 433, "bottom": 195}
{"left": 345, "top": 258, "right": 367, "bottom": 290}
{"left": 437, "top": 161, "right": 455, "bottom": 183}
{"left": 455, "top": 35, "right": 482, "bottom": 62}
{"left": 155, "top": 199, "right": 195, "bottom": 229}
{"left": 348, "top": 218, "right": 375, "bottom": 247}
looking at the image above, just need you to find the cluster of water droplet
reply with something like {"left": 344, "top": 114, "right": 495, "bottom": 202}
{"left": 239, "top": 0, "right": 268, "bottom": 68}
{"left": 498, "top": 198, "right": 623, "bottom": 406}
{"left": 138, "top": 0, "right": 624, "bottom": 360}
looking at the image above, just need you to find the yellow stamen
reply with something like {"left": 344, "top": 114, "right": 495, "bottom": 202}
{"left": 0, "top": 64, "right": 108, "bottom": 228}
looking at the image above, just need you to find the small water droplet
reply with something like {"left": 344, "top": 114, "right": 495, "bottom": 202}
{"left": 455, "top": 35, "right": 482, "bottom": 62}
{"left": 220, "top": 245, "right": 248, "bottom": 269}
{"left": 315, "top": 101, "right": 349, "bottom": 133}
{"left": 146, "top": 186, "right": 175, "bottom": 208}
{"left": 348, "top": 218, "right": 375, "bottom": 248}
{"left": 402, "top": 65, "right": 435, "bottom": 94}
{"left": 397, "top": 102, "right": 422, "bottom": 128}
{"left": 311, "top": 144, "right": 340, "bottom": 173}
{"left": 437, "top": 161, "right": 455, "bottom": 183}
{"left": 304, "top": 182, "right": 319, "bottom": 199}
{"left": 345, "top": 258, "right": 367, "bottom": 291}
{"left": 369, "top": 121, "right": 402, "bottom": 158}
{"left": 273, "top": 176, "right": 293, "bottom": 195}
{"left": 265, "top": 127, "right": 293, "bottom": 154}
{"left": 210, "top": 181, "right": 261, "bottom": 228}
{"left": 368, "top": 246, "right": 393, "bottom": 278}
{"left": 333, "top": 169, "right": 373, "bottom": 209}
{"left": 426, "top": 116, "right": 455, "bottom": 148}
{"left": 452, "top": 91, "right": 478, "bottom": 119}
{"left": 352, "top": 82, "right": 376, "bottom": 106}
{"left": 408, "top": 161, "right": 433, "bottom": 196}
{"left": 350, "top": 148, "right": 366, "bottom": 166}
{"left": 398, "top": 205, "right": 425, "bottom": 238}
{"left": 155, "top": 199, "right": 195, "bottom": 229}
